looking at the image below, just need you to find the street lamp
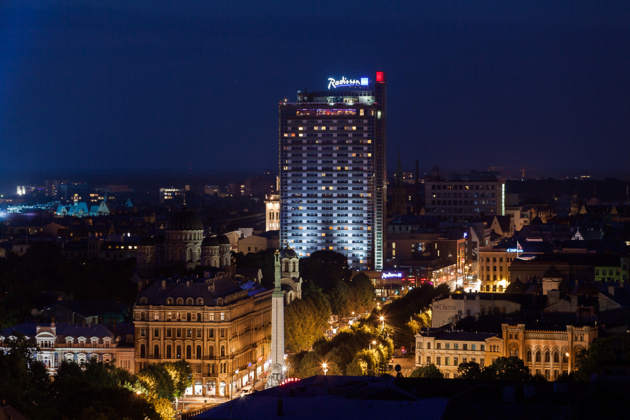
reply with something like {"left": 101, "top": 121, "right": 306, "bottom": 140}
{"left": 322, "top": 363, "right": 328, "bottom": 376}
{"left": 369, "top": 340, "right": 376, "bottom": 350}
{"left": 379, "top": 316, "right": 385, "bottom": 330}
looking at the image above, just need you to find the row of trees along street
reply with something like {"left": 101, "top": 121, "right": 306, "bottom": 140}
{"left": 278, "top": 250, "right": 455, "bottom": 378}
{"left": 0, "top": 335, "right": 192, "bottom": 420}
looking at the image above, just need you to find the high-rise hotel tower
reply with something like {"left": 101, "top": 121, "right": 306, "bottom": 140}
{"left": 279, "top": 72, "right": 387, "bottom": 270}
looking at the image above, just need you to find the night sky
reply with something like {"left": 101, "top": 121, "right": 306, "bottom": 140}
{"left": 1, "top": 1, "right": 629, "bottom": 179}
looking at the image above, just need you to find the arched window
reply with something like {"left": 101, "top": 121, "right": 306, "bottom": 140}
{"left": 140, "top": 344, "right": 146, "bottom": 359}
{"left": 186, "top": 298, "right": 194, "bottom": 305}
{"left": 176, "top": 298, "right": 184, "bottom": 305}
{"left": 284, "top": 262, "right": 289, "bottom": 271}
{"left": 196, "top": 298, "right": 204, "bottom": 306}
{"left": 166, "top": 345, "right": 172, "bottom": 359}
{"left": 187, "top": 248, "right": 192, "bottom": 262}
{"left": 427, "top": 342, "right": 431, "bottom": 350}
{"left": 177, "top": 345, "right": 182, "bottom": 359}
{"left": 221, "top": 345, "right": 226, "bottom": 358}
{"left": 535, "top": 352, "right": 541, "bottom": 362}
{"left": 197, "top": 345, "right": 202, "bottom": 359}
{"left": 527, "top": 351, "right": 532, "bottom": 362}
{"left": 166, "top": 298, "right": 174, "bottom": 305}
{"left": 553, "top": 352, "right": 559, "bottom": 363}
{"left": 139, "top": 297, "right": 148, "bottom": 305}
{"left": 563, "top": 352, "right": 569, "bottom": 363}
{"left": 208, "top": 345, "right": 214, "bottom": 358}
{"left": 154, "top": 344, "right": 159, "bottom": 358}
{"left": 186, "top": 345, "right": 192, "bottom": 359}
{"left": 545, "top": 351, "right": 550, "bottom": 362}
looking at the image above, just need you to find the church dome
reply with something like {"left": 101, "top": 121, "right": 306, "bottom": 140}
{"left": 218, "top": 234, "right": 231, "bottom": 245}
{"left": 202, "top": 236, "right": 220, "bottom": 246}
{"left": 280, "top": 246, "right": 297, "bottom": 259}
{"left": 165, "top": 206, "right": 204, "bottom": 231}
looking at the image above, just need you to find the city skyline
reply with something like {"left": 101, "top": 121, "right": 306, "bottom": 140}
{"left": 1, "top": 1, "right": 629, "bottom": 178}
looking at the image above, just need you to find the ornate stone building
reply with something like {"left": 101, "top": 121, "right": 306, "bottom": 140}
{"left": 136, "top": 206, "right": 231, "bottom": 275}
{"left": 415, "top": 322, "right": 598, "bottom": 381}
{"left": 133, "top": 272, "right": 272, "bottom": 397}
{"left": 278, "top": 246, "right": 302, "bottom": 305}
{"left": 0, "top": 323, "right": 135, "bottom": 375}
{"left": 499, "top": 323, "right": 598, "bottom": 380}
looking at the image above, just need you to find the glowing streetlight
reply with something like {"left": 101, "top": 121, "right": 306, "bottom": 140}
{"left": 322, "top": 363, "right": 328, "bottom": 376}
{"left": 379, "top": 316, "right": 385, "bottom": 330}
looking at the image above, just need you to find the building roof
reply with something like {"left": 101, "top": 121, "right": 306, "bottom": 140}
{"left": 193, "top": 376, "right": 448, "bottom": 420}
{"left": 418, "top": 329, "right": 497, "bottom": 342}
{"left": 136, "top": 274, "right": 267, "bottom": 306}
{"left": 165, "top": 206, "right": 204, "bottom": 231}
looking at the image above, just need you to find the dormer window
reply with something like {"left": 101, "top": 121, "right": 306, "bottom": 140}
{"left": 186, "top": 297, "right": 194, "bottom": 305}
{"left": 176, "top": 298, "right": 184, "bottom": 305}
{"left": 139, "top": 297, "right": 148, "bottom": 305}
{"left": 166, "top": 298, "right": 174, "bottom": 305}
{"left": 196, "top": 298, "right": 204, "bottom": 305}
{"left": 78, "top": 337, "right": 87, "bottom": 345}
{"left": 90, "top": 337, "right": 99, "bottom": 345}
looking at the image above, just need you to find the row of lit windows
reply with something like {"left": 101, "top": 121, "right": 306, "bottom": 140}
{"left": 428, "top": 184, "right": 497, "bottom": 190}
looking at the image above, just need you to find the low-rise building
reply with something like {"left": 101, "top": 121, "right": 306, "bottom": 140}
{"left": 0, "top": 322, "right": 135, "bottom": 375}
{"left": 415, "top": 329, "right": 497, "bottom": 378}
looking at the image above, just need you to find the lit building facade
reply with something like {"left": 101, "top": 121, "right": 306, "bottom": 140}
{"left": 133, "top": 273, "right": 272, "bottom": 397}
{"left": 424, "top": 172, "right": 505, "bottom": 221}
{"left": 499, "top": 324, "right": 598, "bottom": 380}
{"left": 279, "top": 72, "right": 387, "bottom": 270}
{"left": 415, "top": 330, "right": 497, "bottom": 378}
{"left": 0, "top": 323, "right": 135, "bottom": 375}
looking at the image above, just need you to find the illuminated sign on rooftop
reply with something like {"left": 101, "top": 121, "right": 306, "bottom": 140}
{"left": 328, "top": 76, "right": 369, "bottom": 89}
{"left": 382, "top": 272, "right": 403, "bottom": 279}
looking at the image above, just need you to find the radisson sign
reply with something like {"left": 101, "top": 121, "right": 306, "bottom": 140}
{"left": 328, "top": 76, "right": 369, "bottom": 89}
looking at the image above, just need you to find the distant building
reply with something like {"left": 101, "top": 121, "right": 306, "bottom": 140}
{"left": 424, "top": 171, "right": 505, "bottom": 221}
{"left": 133, "top": 272, "right": 272, "bottom": 397}
{"left": 415, "top": 329, "right": 497, "bottom": 378}
{"left": 0, "top": 323, "right": 135, "bottom": 375}
{"left": 159, "top": 187, "right": 184, "bottom": 204}
{"left": 265, "top": 193, "right": 280, "bottom": 232}
{"left": 499, "top": 323, "right": 598, "bottom": 380}
{"left": 136, "top": 206, "right": 231, "bottom": 274}
{"left": 430, "top": 294, "right": 521, "bottom": 328}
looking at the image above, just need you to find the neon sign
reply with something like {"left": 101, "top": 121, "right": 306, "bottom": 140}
{"left": 382, "top": 272, "right": 402, "bottom": 279}
{"left": 506, "top": 248, "right": 520, "bottom": 253}
{"left": 328, "top": 76, "right": 368, "bottom": 89}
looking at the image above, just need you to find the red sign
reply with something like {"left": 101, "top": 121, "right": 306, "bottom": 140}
{"left": 376, "top": 71, "right": 385, "bottom": 82}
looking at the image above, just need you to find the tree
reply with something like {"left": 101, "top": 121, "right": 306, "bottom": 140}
{"left": 299, "top": 250, "right": 351, "bottom": 291}
{"left": 489, "top": 356, "right": 531, "bottom": 381}
{"left": 410, "top": 364, "right": 444, "bottom": 378}
{"left": 575, "top": 335, "right": 630, "bottom": 381}
{"left": 457, "top": 361, "right": 486, "bottom": 380}
{"left": 53, "top": 360, "right": 158, "bottom": 420}
{"left": 0, "top": 334, "right": 50, "bottom": 419}
{"left": 285, "top": 298, "right": 324, "bottom": 352}
{"left": 348, "top": 273, "right": 376, "bottom": 313}
{"left": 328, "top": 280, "right": 352, "bottom": 316}
{"left": 346, "top": 356, "right": 368, "bottom": 376}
